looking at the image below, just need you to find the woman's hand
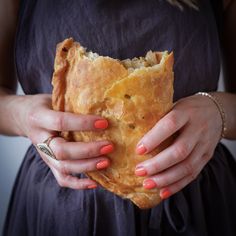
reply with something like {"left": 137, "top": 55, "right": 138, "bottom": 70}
{"left": 17, "top": 94, "right": 114, "bottom": 190}
{"left": 135, "top": 94, "right": 223, "bottom": 199}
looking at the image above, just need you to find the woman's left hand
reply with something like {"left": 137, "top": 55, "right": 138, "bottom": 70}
{"left": 135, "top": 94, "right": 223, "bottom": 199}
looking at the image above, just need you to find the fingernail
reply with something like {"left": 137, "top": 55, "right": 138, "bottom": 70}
{"left": 87, "top": 184, "right": 97, "bottom": 189}
{"left": 136, "top": 144, "right": 147, "bottom": 155}
{"left": 96, "top": 160, "right": 110, "bottom": 170}
{"left": 100, "top": 144, "right": 114, "bottom": 155}
{"left": 160, "top": 189, "right": 171, "bottom": 199}
{"left": 135, "top": 167, "right": 147, "bottom": 176}
{"left": 94, "top": 119, "right": 109, "bottom": 129}
{"left": 143, "top": 179, "right": 157, "bottom": 189}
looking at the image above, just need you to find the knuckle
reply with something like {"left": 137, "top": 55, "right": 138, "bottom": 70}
{"left": 164, "top": 112, "right": 178, "bottom": 131}
{"left": 76, "top": 115, "right": 89, "bottom": 129}
{"left": 154, "top": 175, "right": 164, "bottom": 187}
{"left": 172, "top": 183, "right": 181, "bottom": 194}
{"left": 64, "top": 174, "right": 73, "bottom": 183}
{"left": 203, "top": 139, "right": 210, "bottom": 148}
{"left": 173, "top": 143, "right": 189, "bottom": 161}
{"left": 189, "top": 171, "right": 198, "bottom": 181}
{"left": 85, "top": 160, "right": 99, "bottom": 172}
{"left": 81, "top": 117, "right": 89, "bottom": 127}
{"left": 28, "top": 110, "right": 38, "bottom": 127}
{"left": 53, "top": 145, "right": 65, "bottom": 160}
{"left": 208, "top": 152, "right": 214, "bottom": 159}
{"left": 203, "top": 153, "right": 211, "bottom": 161}
{"left": 86, "top": 146, "right": 96, "bottom": 158}
{"left": 189, "top": 172, "right": 197, "bottom": 181}
{"left": 200, "top": 122, "right": 209, "bottom": 134}
{"left": 29, "top": 133, "right": 38, "bottom": 144}
{"left": 184, "top": 162, "right": 194, "bottom": 175}
{"left": 151, "top": 160, "right": 160, "bottom": 173}
{"left": 57, "top": 177, "right": 66, "bottom": 188}
{"left": 79, "top": 181, "right": 89, "bottom": 189}
{"left": 54, "top": 114, "right": 66, "bottom": 131}
{"left": 57, "top": 162, "right": 67, "bottom": 174}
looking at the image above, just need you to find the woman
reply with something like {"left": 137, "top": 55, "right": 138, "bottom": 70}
{"left": 1, "top": 0, "right": 236, "bottom": 235}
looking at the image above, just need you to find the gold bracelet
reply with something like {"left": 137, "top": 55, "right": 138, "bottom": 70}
{"left": 195, "top": 92, "right": 226, "bottom": 139}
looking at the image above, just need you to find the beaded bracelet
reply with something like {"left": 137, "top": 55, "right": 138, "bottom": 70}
{"left": 195, "top": 92, "right": 226, "bottom": 139}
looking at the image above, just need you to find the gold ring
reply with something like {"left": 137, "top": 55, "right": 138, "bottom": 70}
{"left": 36, "top": 136, "right": 57, "bottom": 160}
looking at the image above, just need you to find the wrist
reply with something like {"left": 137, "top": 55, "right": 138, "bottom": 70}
{"left": 195, "top": 92, "right": 226, "bottom": 140}
{"left": 0, "top": 93, "right": 31, "bottom": 136}
{"left": 12, "top": 95, "right": 31, "bottom": 137}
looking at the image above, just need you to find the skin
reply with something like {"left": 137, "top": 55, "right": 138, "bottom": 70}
{"left": 0, "top": 0, "right": 236, "bottom": 197}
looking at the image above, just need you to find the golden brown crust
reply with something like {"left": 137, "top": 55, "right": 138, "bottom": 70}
{"left": 52, "top": 38, "right": 174, "bottom": 209}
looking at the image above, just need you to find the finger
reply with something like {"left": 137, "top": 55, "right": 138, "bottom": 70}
{"left": 136, "top": 108, "right": 189, "bottom": 155}
{"left": 144, "top": 142, "right": 205, "bottom": 189}
{"left": 35, "top": 134, "right": 102, "bottom": 190}
{"left": 49, "top": 137, "right": 114, "bottom": 160}
{"left": 35, "top": 132, "right": 113, "bottom": 175}
{"left": 159, "top": 176, "right": 192, "bottom": 199}
{"left": 33, "top": 130, "right": 58, "bottom": 161}
{"left": 29, "top": 109, "right": 109, "bottom": 131}
{"left": 51, "top": 168, "right": 98, "bottom": 190}
{"left": 135, "top": 123, "right": 200, "bottom": 176}
{"left": 28, "top": 123, "right": 58, "bottom": 145}
{"left": 158, "top": 153, "right": 210, "bottom": 199}
{"left": 53, "top": 157, "right": 111, "bottom": 175}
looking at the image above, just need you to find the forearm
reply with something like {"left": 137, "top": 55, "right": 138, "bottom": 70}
{"left": 222, "top": 0, "right": 236, "bottom": 93}
{"left": 218, "top": 1, "right": 236, "bottom": 140}
{"left": 211, "top": 91, "right": 236, "bottom": 140}
{"left": 0, "top": 87, "right": 27, "bottom": 136}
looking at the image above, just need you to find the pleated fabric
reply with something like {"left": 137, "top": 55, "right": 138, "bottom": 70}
{"left": 4, "top": 0, "right": 236, "bottom": 235}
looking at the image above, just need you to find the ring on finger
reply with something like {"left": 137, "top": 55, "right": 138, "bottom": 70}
{"left": 36, "top": 136, "right": 58, "bottom": 160}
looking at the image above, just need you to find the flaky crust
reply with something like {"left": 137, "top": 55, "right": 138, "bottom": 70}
{"left": 52, "top": 38, "right": 174, "bottom": 209}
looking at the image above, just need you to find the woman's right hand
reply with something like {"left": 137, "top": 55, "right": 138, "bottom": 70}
{"left": 17, "top": 93, "right": 114, "bottom": 190}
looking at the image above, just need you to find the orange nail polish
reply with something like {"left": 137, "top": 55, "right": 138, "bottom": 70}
{"left": 87, "top": 184, "right": 97, "bottom": 189}
{"left": 143, "top": 179, "right": 157, "bottom": 189}
{"left": 136, "top": 144, "right": 147, "bottom": 155}
{"left": 100, "top": 144, "right": 114, "bottom": 155}
{"left": 96, "top": 160, "right": 110, "bottom": 170}
{"left": 135, "top": 167, "right": 147, "bottom": 176}
{"left": 94, "top": 119, "right": 109, "bottom": 129}
{"left": 160, "top": 189, "right": 171, "bottom": 199}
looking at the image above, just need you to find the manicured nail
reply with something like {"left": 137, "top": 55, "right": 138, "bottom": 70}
{"left": 160, "top": 189, "right": 171, "bottom": 199}
{"left": 135, "top": 167, "right": 147, "bottom": 176}
{"left": 100, "top": 144, "right": 114, "bottom": 155}
{"left": 94, "top": 119, "right": 109, "bottom": 129}
{"left": 143, "top": 179, "right": 157, "bottom": 189}
{"left": 136, "top": 144, "right": 147, "bottom": 155}
{"left": 96, "top": 160, "right": 110, "bottom": 170}
{"left": 87, "top": 184, "right": 97, "bottom": 189}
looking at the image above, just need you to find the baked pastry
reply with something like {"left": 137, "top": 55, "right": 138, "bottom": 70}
{"left": 52, "top": 38, "right": 174, "bottom": 209}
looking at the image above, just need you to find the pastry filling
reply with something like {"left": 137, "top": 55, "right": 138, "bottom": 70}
{"left": 77, "top": 45, "right": 162, "bottom": 73}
